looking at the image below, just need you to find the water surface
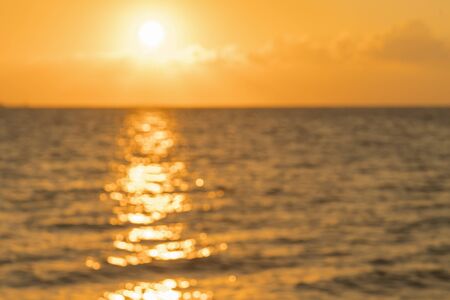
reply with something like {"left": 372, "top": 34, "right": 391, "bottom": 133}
{"left": 1, "top": 108, "right": 449, "bottom": 299}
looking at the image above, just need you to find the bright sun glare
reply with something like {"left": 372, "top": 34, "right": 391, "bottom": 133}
{"left": 138, "top": 21, "right": 166, "bottom": 49}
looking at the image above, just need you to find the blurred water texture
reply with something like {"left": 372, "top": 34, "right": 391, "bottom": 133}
{"left": 0, "top": 108, "right": 449, "bottom": 299}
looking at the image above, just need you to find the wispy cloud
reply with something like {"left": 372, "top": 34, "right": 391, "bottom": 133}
{"left": 1, "top": 20, "right": 449, "bottom": 107}
{"left": 364, "top": 20, "right": 450, "bottom": 64}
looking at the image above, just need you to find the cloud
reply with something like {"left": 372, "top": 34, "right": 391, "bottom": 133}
{"left": 1, "top": 20, "right": 449, "bottom": 107}
{"left": 243, "top": 21, "right": 450, "bottom": 67}
{"left": 364, "top": 20, "right": 450, "bottom": 64}
{"left": 167, "top": 44, "right": 247, "bottom": 66}
{"left": 247, "top": 36, "right": 329, "bottom": 65}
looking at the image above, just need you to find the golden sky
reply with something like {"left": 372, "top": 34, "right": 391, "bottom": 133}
{"left": 1, "top": 0, "right": 449, "bottom": 107}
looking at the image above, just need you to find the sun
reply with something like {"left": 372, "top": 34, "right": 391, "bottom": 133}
{"left": 138, "top": 21, "right": 166, "bottom": 49}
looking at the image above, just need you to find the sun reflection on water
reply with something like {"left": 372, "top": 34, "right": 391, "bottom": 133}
{"left": 100, "top": 279, "right": 213, "bottom": 300}
{"left": 89, "top": 112, "right": 225, "bottom": 299}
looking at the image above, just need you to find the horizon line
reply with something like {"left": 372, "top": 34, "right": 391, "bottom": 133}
{"left": 2, "top": 104, "right": 450, "bottom": 110}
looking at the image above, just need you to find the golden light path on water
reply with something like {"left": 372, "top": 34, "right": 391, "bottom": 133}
{"left": 86, "top": 112, "right": 227, "bottom": 300}
{"left": 104, "top": 279, "right": 212, "bottom": 300}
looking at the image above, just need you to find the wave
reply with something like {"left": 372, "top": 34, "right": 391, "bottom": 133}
{"left": 296, "top": 268, "right": 450, "bottom": 295}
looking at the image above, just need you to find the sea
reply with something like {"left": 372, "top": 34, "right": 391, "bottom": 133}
{"left": 0, "top": 108, "right": 449, "bottom": 299}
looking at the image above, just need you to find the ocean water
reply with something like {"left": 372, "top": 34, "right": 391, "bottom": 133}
{"left": 0, "top": 108, "right": 449, "bottom": 300}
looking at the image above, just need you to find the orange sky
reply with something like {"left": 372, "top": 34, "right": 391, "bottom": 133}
{"left": 1, "top": 0, "right": 449, "bottom": 107}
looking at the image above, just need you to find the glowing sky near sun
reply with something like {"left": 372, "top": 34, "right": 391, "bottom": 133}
{"left": 0, "top": 0, "right": 449, "bottom": 107}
